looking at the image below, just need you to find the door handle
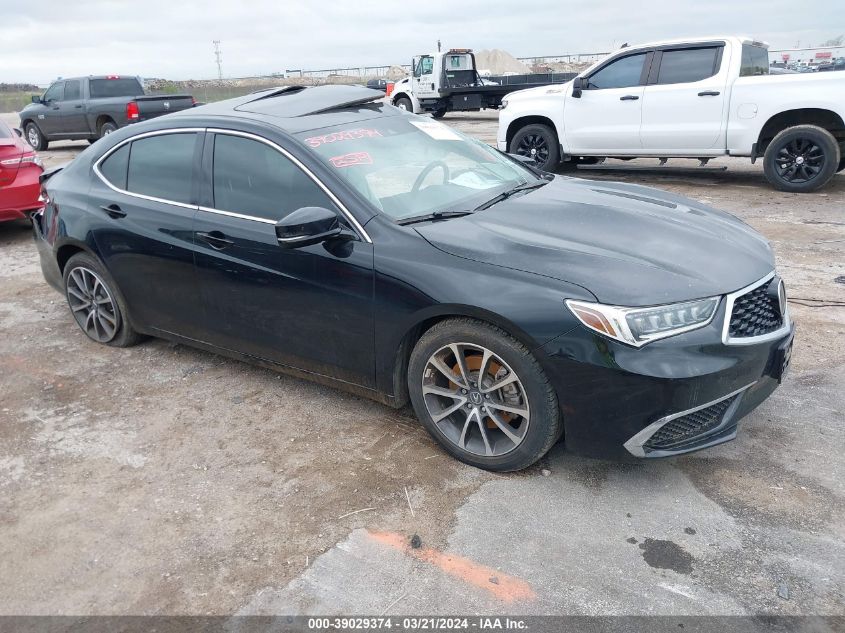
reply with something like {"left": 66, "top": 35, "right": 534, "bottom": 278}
{"left": 99, "top": 203, "right": 126, "bottom": 219}
{"left": 698, "top": 91, "right": 721, "bottom": 97}
{"left": 620, "top": 95, "right": 639, "bottom": 101}
{"left": 197, "top": 230, "right": 234, "bottom": 249}
{"left": 74, "top": 104, "right": 83, "bottom": 109}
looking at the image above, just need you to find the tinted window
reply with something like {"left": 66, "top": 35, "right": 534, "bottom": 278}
{"left": 657, "top": 47, "right": 721, "bottom": 84}
{"left": 587, "top": 53, "right": 646, "bottom": 89}
{"left": 43, "top": 82, "right": 63, "bottom": 102}
{"left": 99, "top": 143, "right": 130, "bottom": 190}
{"left": 63, "top": 80, "right": 82, "bottom": 101}
{"left": 212, "top": 134, "right": 333, "bottom": 220}
{"left": 127, "top": 133, "right": 196, "bottom": 204}
{"left": 89, "top": 78, "right": 144, "bottom": 98}
{"left": 740, "top": 45, "right": 770, "bottom": 77}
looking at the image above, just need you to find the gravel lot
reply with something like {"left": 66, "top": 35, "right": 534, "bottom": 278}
{"left": 1, "top": 110, "right": 843, "bottom": 617}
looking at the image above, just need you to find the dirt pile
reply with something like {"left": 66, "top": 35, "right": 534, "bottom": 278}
{"left": 474, "top": 49, "right": 529, "bottom": 75}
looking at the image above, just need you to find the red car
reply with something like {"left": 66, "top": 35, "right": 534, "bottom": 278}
{"left": 0, "top": 119, "right": 44, "bottom": 223}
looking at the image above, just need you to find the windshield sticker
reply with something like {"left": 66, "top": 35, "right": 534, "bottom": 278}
{"left": 410, "top": 120, "right": 461, "bottom": 141}
{"left": 305, "top": 129, "right": 383, "bottom": 148}
{"left": 329, "top": 152, "right": 373, "bottom": 168}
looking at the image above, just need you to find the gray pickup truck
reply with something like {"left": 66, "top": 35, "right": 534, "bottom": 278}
{"left": 19, "top": 75, "right": 194, "bottom": 150}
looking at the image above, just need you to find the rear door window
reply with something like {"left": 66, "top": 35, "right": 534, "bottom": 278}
{"left": 126, "top": 133, "right": 197, "bottom": 204}
{"left": 211, "top": 133, "right": 333, "bottom": 220}
{"left": 656, "top": 47, "right": 722, "bottom": 84}
{"left": 587, "top": 53, "right": 647, "bottom": 89}
{"left": 740, "top": 45, "right": 770, "bottom": 76}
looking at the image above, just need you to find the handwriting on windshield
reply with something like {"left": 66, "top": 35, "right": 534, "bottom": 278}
{"left": 329, "top": 152, "right": 373, "bottom": 168}
{"left": 305, "top": 129, "right": 383, "bottom": 148}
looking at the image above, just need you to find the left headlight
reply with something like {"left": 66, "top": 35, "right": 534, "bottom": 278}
{"left": 565, "top": 297, "right": 720, "bottom": 347}
{"left": 500, "top": 98, "right": 508, "bottom": 110}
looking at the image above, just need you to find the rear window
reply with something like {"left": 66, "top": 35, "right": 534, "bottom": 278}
{"left": 740, "top": 45, "right": 770, "bottom": 77}
{"left": 126, "top": 133, "right": 197, "bottom": 204}
{"left": 0, "top": 121, "right": 12, "bottom": 138}
{"left": 99, "top": 144, "right": 130, "bottom": 190}
{"left": 89, "top": 78, "right": 144, "bottom": 99}
{"left": 657, "top": 47, "right": 721, "bottom": 84}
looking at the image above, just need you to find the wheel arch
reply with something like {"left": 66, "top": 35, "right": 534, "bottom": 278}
{"left": 95, "top": 114, "right": 116, "bottom": 133}
{"left": 56, "top": 239, "right": 100, "bottom": 275}
{"left": 756, "top": 108, "right": 845, "bottom": 156}
{"left": 385, "top": 304, "right": 543, "bottom": 408}
{"left": 506, "top": 115, "right": 559, "bottom": 150}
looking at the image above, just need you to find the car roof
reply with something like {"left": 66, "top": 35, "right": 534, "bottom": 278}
{"left": 170, "top": 84, "right": 392, "bottom": 133}
{"left": 619, "top": 35, "right": 768, "bottom": 54}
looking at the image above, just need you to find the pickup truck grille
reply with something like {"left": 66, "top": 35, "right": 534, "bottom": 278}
{"left": 728, "top": 280, "right": 783, "bottom": 338}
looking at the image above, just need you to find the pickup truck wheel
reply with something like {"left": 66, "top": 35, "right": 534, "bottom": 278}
{"left": 509, "top": 124, "right": 560, "bottom": 172}
{"left": 24, "top": 123, "right": 48, "bottom": 151}
{"left": 98, "top": 120, "right": 118, "bottom": 139}
{"left": 763, "top": 125, "right": 840, "bottom": 193}
{"left": 837, "top": 143, "right": 845, "bottom": 173}
{"left": 394, "top": 96, "right": 413, "bottom": 112}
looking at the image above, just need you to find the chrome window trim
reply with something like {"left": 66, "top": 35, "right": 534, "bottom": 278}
{"left": 623, "top": 382, "right": 754, "bottom": 457}
{"left": 721, "top": 271, "right": 791, "bottom": 346}
{"left": 205, "top": 128, "right": 372, "bottom": 243}
{"left": 92, "top": 127, "right": 204, "bottom": 211}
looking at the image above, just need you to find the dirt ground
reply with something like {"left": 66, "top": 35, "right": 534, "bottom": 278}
{"left": 0, "top": 111, "right": 843, "bottom": 617}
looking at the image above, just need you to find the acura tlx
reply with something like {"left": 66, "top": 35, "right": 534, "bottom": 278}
{"left": 32, "top": 85, "right": 794, "bottom": 471}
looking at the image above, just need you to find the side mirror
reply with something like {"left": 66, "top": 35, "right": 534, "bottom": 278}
{"left": 13, "top": 128, "right": 22, "bottom": 138}
{"left": 31, "top": 95, "right": 42, "bottom": 104}
{"left": 275, "top": 206, "right": 352, "bottom": 249}
{"left": 572, "top": 77, "right": 584, "bottom": 98}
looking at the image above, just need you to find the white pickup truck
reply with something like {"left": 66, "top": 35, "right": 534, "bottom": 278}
{"left": 497, "top": 36, "right": 845, "bottom": 192}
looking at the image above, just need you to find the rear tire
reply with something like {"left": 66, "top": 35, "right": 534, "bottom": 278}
{"left": 432, "top": 109, "right": 447, "bottom": 119}
{"left": 508, "top": 123, "right": 560, "bottom": 172}
{"left": 24, "top": 122, "right": 48, "bottom": 151}
{"left": 408, "top": 318, "right": 561, "bottom": 472}
{"left": 762, "top": 125, "right": 839, "bottom": 192}
{"left": 98, "top": 120, "right": 118, "bottom": 139}
{"left": 394, "top": 96, "right": 413, "bottom": 112}
{"left": 63, "top": 252, "right": 143, "bottom": 348}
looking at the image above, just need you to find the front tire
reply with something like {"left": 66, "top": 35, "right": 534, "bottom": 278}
{"left": 63, "top": 253, "right": 142, "bottom": 348}
{"left": 763, "top": 125, "right": 840, "bottom": 192}
{"left": 408, "top": 318, "right": 561, "bottom": 472}
{"left": 24, "top": 122, "right": 48, "bottom": 151}
{"left": 508, "top": 123, "right": 560, "bottom": 172}
{"left": 394, "top": 96, "right": 413, "bottom": 112}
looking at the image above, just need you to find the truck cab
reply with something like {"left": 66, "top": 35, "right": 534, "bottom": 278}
{"left": 498, "top": 36, "right": 845, "bottom": 192}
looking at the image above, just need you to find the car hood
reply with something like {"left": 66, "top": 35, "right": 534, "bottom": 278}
{"left": 415, "top": 177, "right": 774, "bottom": 305}
{"left": 507, "top": 82, "right": 571, "bottom": 101}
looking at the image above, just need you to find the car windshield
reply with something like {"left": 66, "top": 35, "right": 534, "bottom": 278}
{"left": 0, "top": 121, "right": 12, "bottom": 138}
{"left": 296, "top": 114, "right": 539, "bottom": 221}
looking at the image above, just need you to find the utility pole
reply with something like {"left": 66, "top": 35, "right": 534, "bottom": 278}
{"left": 437, "top": 39, "right": 441, "bottom": 52}
{"left": 213, "top": 40, "right": 223, "bottom": 79}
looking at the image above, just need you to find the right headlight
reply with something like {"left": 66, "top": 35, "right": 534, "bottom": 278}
{"left": 565, "top": 297, "right": 720, "bottom": 347}
{"left": 500, "top": 98, "right": 509, "bottom": 110}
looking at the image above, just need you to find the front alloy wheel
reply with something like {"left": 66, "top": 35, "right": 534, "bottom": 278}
{"left": 422, "top": 343, "right": 530, "bottom": 457}
{"left": 509, "top": 123, "right": 560, "bottom": 172}
{"left": 408, "top": 318, "right": 561, "bottom": 471}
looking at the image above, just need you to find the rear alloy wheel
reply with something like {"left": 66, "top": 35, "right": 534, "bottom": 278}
{"left": 63, "top": 253, "right": 142, "bottom": 347}
{"left": 763, "top": 125, "right": 839, "bottom": 192}
{"left": 408, "top": 319, "right": 561, "bottom": 471}
{"left": 98, "top": 120, "right": 118, "bottom": 139}
{"left": 509, "top": 123, "right": 560, "bottom": 172}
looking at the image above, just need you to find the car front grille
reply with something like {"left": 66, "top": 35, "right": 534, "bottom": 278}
{"left": 644, "top": 395, "right": 738, "bottom": 450}
{"left": 729, "top": 281, "right": 783, "bottom": 338}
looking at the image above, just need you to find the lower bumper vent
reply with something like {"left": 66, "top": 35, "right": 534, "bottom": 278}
{"left": 643, "top": 395, "right": 739, "bottom": 451}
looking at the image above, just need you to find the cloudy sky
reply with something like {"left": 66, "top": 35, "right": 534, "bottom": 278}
{"left": 2, "top": 0, "right": 842, "bottom": 84}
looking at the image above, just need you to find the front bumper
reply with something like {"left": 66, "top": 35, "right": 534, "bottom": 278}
{"left": 538, "top": 297, "right": 795, "bottom": 460}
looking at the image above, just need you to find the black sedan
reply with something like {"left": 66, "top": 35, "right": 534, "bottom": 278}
{"left": 32, "top": 85, "right": 794, "bottom": 471}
